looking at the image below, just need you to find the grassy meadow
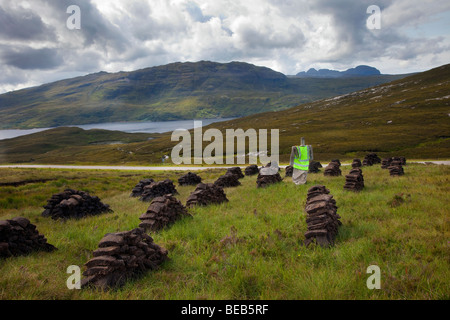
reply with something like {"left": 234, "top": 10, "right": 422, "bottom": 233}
{"left": 0, "top": 163, "right": 449, "bottom": 300}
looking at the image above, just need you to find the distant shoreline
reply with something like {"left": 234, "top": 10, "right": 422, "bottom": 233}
{"left": 0, "top": 117, "right": 236, "bottom": 141}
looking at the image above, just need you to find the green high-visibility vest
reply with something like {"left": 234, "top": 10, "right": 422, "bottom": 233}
{"left": 293, "top": 146, "right": 309, "bottom": 171}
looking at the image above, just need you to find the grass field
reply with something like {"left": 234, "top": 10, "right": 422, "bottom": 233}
{"left": 0, "top": 163, "right": 449, "bottom": 300}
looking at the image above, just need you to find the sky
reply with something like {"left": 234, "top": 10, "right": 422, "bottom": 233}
{"left": 0, "top": 0, "right": 449, "bottom": 93}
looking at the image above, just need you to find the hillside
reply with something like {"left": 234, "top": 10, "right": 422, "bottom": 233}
{"left": 0, "top": 63, "right": 448, "bottom": 164}
{"left": 0, "top": 61, "right": 407, "bottom": 129}
{"left": 206, "top": 63, "right": 450, "bottom": 161}
{"left": 0, "top": 127, "right": 155, "bottom": 164}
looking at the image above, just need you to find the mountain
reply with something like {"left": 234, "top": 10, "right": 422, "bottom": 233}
{"left": 0, "top": 61, "right": 408, "bottom": 129}
{"left": 342, "top": 65, "right": 381, "bottom": 76}
{"left": 296, "top": 65, "right": 382, "bottom": 78}
{"left": 1, "top": 63, "right": 448, "bottom": 164}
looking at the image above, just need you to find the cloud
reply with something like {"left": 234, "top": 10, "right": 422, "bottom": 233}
{"left": 39, "top": 0, "right": 130, "bottom": 52}
{"left": 186, "top": 1, "right": 212, "bottom": 23}
{"left": 1, "top": 46, "right": 63, "bottom": 70}
{"left": 0, "top": 4, "right": 56, "bottom": 41}
{"left": 0, "top": 0, "right": 449, "bottom": 93}
{"left": 231, "top": 16, "right": 305, "bottom": 51}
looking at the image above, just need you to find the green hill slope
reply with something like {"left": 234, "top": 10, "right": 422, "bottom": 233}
{"left": 0, "top": 63, "right": 448, "bottom": 164}
{"left": 0, "top": 127, "right": 155, "bottom": 164}
{"left": 0, "top": 61, "right": 407, "bottom": 129}
{"left": 203, "top": 63, "right": 450, "bottom": 161}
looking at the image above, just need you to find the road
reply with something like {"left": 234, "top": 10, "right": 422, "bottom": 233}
{"left": 0, "top": 161, "right": 449, "bottom": 171}
{"left": 0, "top": 164, "right": 231, "bottom": 171}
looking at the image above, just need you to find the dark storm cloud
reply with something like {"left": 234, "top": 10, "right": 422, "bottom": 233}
{"left": 0, "top": 5, "right": 56, "bottom": 41}
{"left": 41, "top": 0, "right": 130, "bottom": 52}
{"left": 0, "top": 46, "right": 63, "bottom": 70}
{"left": 309, "top": 0, "right": 389, "bottom": 60}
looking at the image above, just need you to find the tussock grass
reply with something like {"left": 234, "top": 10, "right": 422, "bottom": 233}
{"left": 0, "top": 164, "right": 449, "bottom": 300}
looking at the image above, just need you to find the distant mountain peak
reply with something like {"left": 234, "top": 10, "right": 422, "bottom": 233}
{"left": 296, "top": 65, "right": 381, "bottom": 78}
{"left": 0, "top": 60, "right": 406, "bottom": 130}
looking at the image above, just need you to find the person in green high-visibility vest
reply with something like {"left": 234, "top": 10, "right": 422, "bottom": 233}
{"left": 289, "top": 137, "right": 313, "bottom": 185}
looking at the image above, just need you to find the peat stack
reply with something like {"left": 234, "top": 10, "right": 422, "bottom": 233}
{"left": 0, "top": 217, "right": 56, "bottom": 258}
{"left": 306, "top": 185, "right": 330, "bottom": 201}
{"left": 331, "top": 159, "right": 341, "bottom": 167}
{"left": 381, "top": 158, "right": 392, "bottom": 169}
{"left": 139, "top": 194, "right": 192, "bottom": 232}
{"left": 130, "top": 179, "right": 155, "bottom": 197}
{"left": 363, "top": 153, "right": 381, "bottom": 166}
{"left": 309, "top": 161, "right": 322, "bottom": 173}
{"left": 256, "top": 172, "right": 283, "bottom": 188}
{"left": 344, "top": 168, "right": 365, "bottom": 191}
{"left": 140, "top": 179, "right": 178, "bottom": 202}
{"left": 392, "top": 156, "right": 406, "bottom": 166}
{"left": 382, "top": 157, "right": 406, "bottom": 169}
{"left": 42, "top": 189, "right": 112, "bottom": 220}
{"left": 186, "top": 183, "right": 228, "bottom": 208}
{"left": 352, "top": 159, "right": 362, "bottom": 168}
{"left": 214, "top": 173, "right": 241, "bottom": 188}
{"left": 244, "top": 165, "right": 259, "bottom": 176}
{"left": 390, "top": 158, "right": 403, "bottom": 167}
{"left": 304, "top": 185, "right": 341, "bottom": 248}
{"left": 323, "top": 162, "right": 342, "bottom": 177}
{"left": 178, "top": 172, "right": 202, "bottom": 186}
{"left": 260, "top": 162, "right": 281, "bottom": 172}
{"left": 285, "top": 165, "right": 294, "bottom": 177}
{"left": 226, "top": 167, "right": 244, "bottom": 179}
{"left": 388, "top": 164, "right": 404, "bottom": 176}
{"left": 81, "top": 228, "right": 168, "bottom": 290}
